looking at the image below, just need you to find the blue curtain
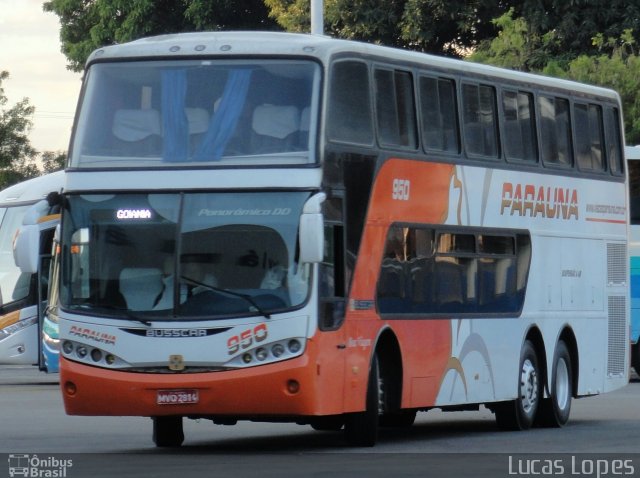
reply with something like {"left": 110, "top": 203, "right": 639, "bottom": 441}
{"left": 161, "top": 69, "right": 189, "bottom": 162}
{"left": 194, "top": 69, "right": 252, "bottom": 162}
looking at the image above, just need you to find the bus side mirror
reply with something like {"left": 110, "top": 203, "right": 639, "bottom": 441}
{"left": 13, "top": 224, "right": 40, "bottom": 274}
{"left": 299, "top": 193, "right": 326, "bottom": 263}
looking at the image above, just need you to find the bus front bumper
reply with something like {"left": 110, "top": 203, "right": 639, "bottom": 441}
{"left": 59, "top": 353, "right": 319, "bottom": 418}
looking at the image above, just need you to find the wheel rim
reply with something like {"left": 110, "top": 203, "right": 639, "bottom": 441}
{"left": 555, "top": 358, "right": 570, "bottom": 411}
{"left": 520, "top": 358, "right": 538, "bottom": 414}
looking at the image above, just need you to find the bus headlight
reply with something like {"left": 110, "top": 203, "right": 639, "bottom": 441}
{"left": 255, "top": 347, "right": 268, "bottom": 361}
{"left": 225, "top": 337, "right": 305, "bottom": 368}
{"left": 287, "top": 339, "right": 301, "bottom": 354}
{"left": 90, "top": 349, "right": 102, "bottom": 362}
{"left": 271, "top": 343, "right": 285, "bottom": 358}
{"left": 62, "top": 341, "right": 74, "bottom": 354}
{"left": 60, "top": 339, "right": 126, "bottom": 368}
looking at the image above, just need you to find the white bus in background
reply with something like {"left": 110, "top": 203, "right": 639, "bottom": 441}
{"left": 0, "top": 171, "right": 64, "bottom": 368}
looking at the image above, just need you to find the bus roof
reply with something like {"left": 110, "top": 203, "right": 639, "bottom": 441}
{"left": 87, "top": 31, "right": 620, "bottom": 102}
{"left": 0, "top": 170, "right": 64, "bottom": 206}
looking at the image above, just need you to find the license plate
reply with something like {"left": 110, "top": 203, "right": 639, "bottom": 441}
{"left": 157, "top": 389, "right": 199, "bottom": 405}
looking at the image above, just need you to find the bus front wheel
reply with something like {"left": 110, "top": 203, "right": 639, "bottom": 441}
{"left": 152, "top": 416, "right": 184, "bottom": 447}
{"left": 344, "top": 353, "right": 381, "bottom": 447}
{"left": 495, "top": 340, "right": 541, "bottom": 431}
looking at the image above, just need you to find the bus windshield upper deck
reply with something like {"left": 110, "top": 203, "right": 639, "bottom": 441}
{"left": 69, "top": 60, "right": 320, "bottom": 169}
{"left": 61, "top": 191, "right": 311, "bottom": 320}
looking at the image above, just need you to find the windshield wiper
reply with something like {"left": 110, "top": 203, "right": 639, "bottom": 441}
{"left": 181, "top": 276, "right": 271, "bottom": 319}
{"left": 76, "top": 303, "right": 153, "bottom": 326}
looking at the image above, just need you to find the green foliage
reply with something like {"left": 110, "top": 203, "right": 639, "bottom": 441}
{"left": 561, "top": 39, "right": 640, "bottom": 144}
{"left": 467, "top": 9, "right": 559, "bottom": 71}
{"left": 44, "top": 0, "right": 280, "bottom": 72}
{"left": 469, "top": 10, "right": 640, "bottom": 145}
{"left": 265, "top": 0, "right": 515, "bottom": 56}
{"left": 0, "top": 71, "right": 40, "bottom": 189}
{"left": 522, "top": 0, "right": 640, "bottom": 62}
{"left": 41, "top": 151, "right": 67, "bottom": 173}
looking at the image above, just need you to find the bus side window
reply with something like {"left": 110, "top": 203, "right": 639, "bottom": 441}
{"left": 327, "top": 61, "right": 374, "bottom": 146}
{"left": 539, "top": 96, "right": 573, "bottom": 167}
{"left": 574, "top": 102, "right": 604, "bottom": 172}
{"left": 420, "top": 76, "right": 460, "bottom": 154}
{"left": 502, "top": 90, "right": 537, "bottom": 162}
{"left": 319, "top": 198, "right": 346, "bottom": 330}
{"left": 374, "top": 68, "right": 418, "bottom": 149}
{"left": 462, "top": 83, "right": 499, "bottom": 158}
{"left": 605, "top": 106, "right": 624, "bottom": 175}
{"left": 320, "top": 224, "right": 345, "bottom": 298}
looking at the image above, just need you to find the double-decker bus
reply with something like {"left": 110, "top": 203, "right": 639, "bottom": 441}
{"left": 0, "top": 171, "right": 64, "bottom": 368}
{"left": 626, "top": 145, "right": 640, "bottom": 373}
{"left": 48, "top": 32, "right": 628, "bottom": 447}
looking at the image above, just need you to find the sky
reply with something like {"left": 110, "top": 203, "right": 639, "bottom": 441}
{"left": 0, "top": 0, "right": 82, "bottom": 153}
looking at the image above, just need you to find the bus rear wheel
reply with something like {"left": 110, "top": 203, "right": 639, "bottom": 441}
{"left": 344, "top": 353, "right": 381, "bottom": 447}
{"left": 152, "top": 416, "right": 184, "bottom": 447}
{"left": 537, "top": 341, "right": 572, "bottom": 427}
{"left": 495, "top": 340, "right": 541, "bottom": 431}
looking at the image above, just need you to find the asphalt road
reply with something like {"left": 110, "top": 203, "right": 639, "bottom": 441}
{"left": 1, "top": 365, "right": 639, "bottom": 478}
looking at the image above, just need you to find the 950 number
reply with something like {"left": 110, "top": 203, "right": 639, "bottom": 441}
{"left": 392, "top": 178, "right": 410, "bottom": 201}
{"left": 227, "top": 323, "right": 268, "bottom": 355}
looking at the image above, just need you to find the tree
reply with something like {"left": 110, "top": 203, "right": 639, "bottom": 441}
{"left": 44, "top": 0, "right": 280, "bottom": 72}
{"left": 521, "top": 0, "right": 640, "bottom": 65}
{"left": 466, "top": 9, "right": 553, "bottom": 71}
{"left": 0, "top": 71, "right": 40, "bottom": 189}
{"left": 41, "top": 151, "right": 67, "bottom": 173}
{"left": 561, "top": 31, "right": 640, "bottom": 144}
{"left": 45, "top": 0, "right": 528, "bottom": 67}
{"left": 265, "top": 0, "right": 519, "bottom": 57}
{"left": 468, "top": 11, "right": 640, "bottom": 145}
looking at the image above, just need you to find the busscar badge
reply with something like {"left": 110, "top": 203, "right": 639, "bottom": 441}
{"left": 168, "top": 354, "right": 185, "bottom": 371}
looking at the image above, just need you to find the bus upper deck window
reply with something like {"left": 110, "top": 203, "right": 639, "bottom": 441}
{"left": 327, "top": 61, "right": 374, "bottom": 146}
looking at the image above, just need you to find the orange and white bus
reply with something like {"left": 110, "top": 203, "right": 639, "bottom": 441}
{"left": 46, "top": 32, "right": 628, "bottom": 447}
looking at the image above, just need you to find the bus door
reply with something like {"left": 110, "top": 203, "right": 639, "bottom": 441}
{"left": 36, "top": 227, "right": 56, "bottom": 371}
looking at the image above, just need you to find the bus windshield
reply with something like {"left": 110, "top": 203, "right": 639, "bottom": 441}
{"left": 0, "top": 205, "right": 31, "bottom": 306}
{"left": 69, "top": 60, "right": 320, "bottom": 168}
{"left": 60, "top": 192, "right": 311, "bottom": 320}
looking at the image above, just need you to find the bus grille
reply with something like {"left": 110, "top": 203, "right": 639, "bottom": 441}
{"left": 607, "top": 295, "right": 626, "bottom": 376}
{"left": 607, "top": 243, "right": 627, "bottom": 285}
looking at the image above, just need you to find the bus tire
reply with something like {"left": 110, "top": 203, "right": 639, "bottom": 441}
{"left": 152, "top": 416, "right": 184, "bottom": 447}
{"left": 344, "top": 353, "right": 381, "bottom": 447}
{"left": 495, "top": 340, "right": 541, "bottom": 431}
{"left": 537, "top": 341, "right": 572, "bottom": 427}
